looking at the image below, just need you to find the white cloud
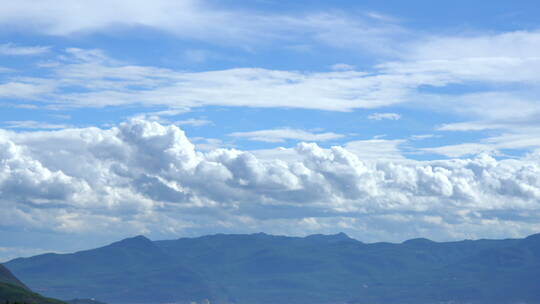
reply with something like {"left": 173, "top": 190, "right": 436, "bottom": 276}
{"left": 191, "top": 137, "right": 228, "bottom": 151}
{"left": 405, "top": 30, "right": 540, "bottom": 61}
{"left": 0, "top": 31, "right": 540, "bottom": 175}
{"left": 0, "top": 43, "right": 50, "bottom": 55}
{"left": 375, "top": 31, "right": 540, "bottom": 144}
{"left": 331, "top": 63, "right": 355, "bottom": 71}
{"left": 418, "top": 91, "right": 540, "bottom": 155}
{"left": 0, "top": 81, "right": 54, "bottom": 99}
{"left": 1, "top": 49, "right": 418, "bottom": 111}
{"left": 344, "top": 138, "right": 407, "bottom": 161}
{"left": 425, "top": 131, "right": 540, "bottom": 157}
{"left": 1, "top": 119, "right": 540, "bottom": 243}
{"left": 423, "top": 143, "right": 496, "bottom": 158}
{"left": 430, "top": 92, "right": 540, "bottom": 124}
{"left": 229, "top": 128, "right": 345, "bottom": 143}
{"left": 2, "top": 31, "right": 540, "bottom": 116}
{"left": 0, "top": 0, "right": 402, "bottom": 54}
{"left": 250, "top": 147, "right": 302, "bottom": 163}
{"left": 410, "top": 134, "right": 435, "bottom": 140}
{"left": 424, "top": 91, "right": 540, "bottom": 156}
{"left": 379, "top": 30, "right": 540, "bottom": 86}
{"left": 175, "top": 118, "right": 212, "bottom": 127}
{"left": 437, "top": 122, "right": 505, "bottom": 132}
{"left": 368, "top": 112, "right": 401, "bottom": 120}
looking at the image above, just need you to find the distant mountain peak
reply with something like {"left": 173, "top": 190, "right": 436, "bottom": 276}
{"left": 122, "top": 234, "right": 150, "bottom": 241}
{"left": 131, "top": 235, "right": 151, "bottom": 241}
{"left": 402, "top": 237, "right": 436, "bottom": 245}
{"left": 108, "top": 235, "right": 155, "bottom": 249}
{"left": 525, "top": 232, "right": 540, "bottom": 241}
{"left": 306, "top": 232, "right": 352, "bottom": 241}
{"left": 334, "top": 232, "right": 350, "bottom": 238}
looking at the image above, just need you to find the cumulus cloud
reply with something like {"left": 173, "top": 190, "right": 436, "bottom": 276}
{"left": 1, "top": 119, "right": 540, "bottom": 243}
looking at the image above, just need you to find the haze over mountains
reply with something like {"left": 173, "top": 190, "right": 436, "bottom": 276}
{"left": 4, "top": 233, "right": 540, "bottom": 304}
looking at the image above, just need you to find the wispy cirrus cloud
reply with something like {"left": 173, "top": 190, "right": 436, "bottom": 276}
{"left": 3, "top": 120, "right": 71, "bottom": 130}
{"left": 0, "top": 48, "right": 419, "bottom": 111}
{"left": 344, "top": 138, "right": 407, "bottom": 161}
{"left": 229, "top": 128, "right": 345, "bottom": 143}
{"left": 0, "top": 0, "right": 404, "bottom": 54}
{"left": 1, "top": 30, "right": 540, "bottom": 158}
{"left": 4, "top": 30, "right": 540, "bottom": 115}
{"left": 0, "top": 81, "right": 55, "bottom": 99}
{"left": 0, "top": 43, "right": 50, "bottom": 55}
{"left": 368, "top": 112, "right": 401, "bottom": 120}
{"left": 175, "top": 118, "right": 212, "bottom": 127}
{"left": 424, "top": 130, "right": 540, "bottom": 157}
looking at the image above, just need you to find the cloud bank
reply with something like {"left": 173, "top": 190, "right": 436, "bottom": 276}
{"left": 1, "top": 119, "right": 540, "bottom": 246}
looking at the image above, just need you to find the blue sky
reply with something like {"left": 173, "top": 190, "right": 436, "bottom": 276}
{"left": 1, "top": 0, "right": 540, "bottom": 261}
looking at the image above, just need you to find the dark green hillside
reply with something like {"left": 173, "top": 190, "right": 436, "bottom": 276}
{"left": 0, "top": 264, "right": 27, "bottom": 289}
{"left": 6, "top": 233, "right": 540, "bottom": 304}
{"left": 0, "top": 282, "right": 65, "bottom": 304}
{"left": 0, "top": 264, "right": 65, "bottom": 304}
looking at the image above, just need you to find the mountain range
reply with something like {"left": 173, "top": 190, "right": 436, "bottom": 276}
{"left": 5, "top": 232, "right": 540, "bottom": 304}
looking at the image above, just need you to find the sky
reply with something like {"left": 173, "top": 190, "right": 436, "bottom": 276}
{"left": 1, "top": 0, "right": 540, "bottom": 261}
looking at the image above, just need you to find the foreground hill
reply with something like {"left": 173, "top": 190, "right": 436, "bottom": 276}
{"left": 0, "top": 264, "right": 27, "bottom": 289}
{"left": 5, "top": 233, "right": 540, "bottom": 304}
{"left": 0, "top": 264, "right": 65, "bottom": 304}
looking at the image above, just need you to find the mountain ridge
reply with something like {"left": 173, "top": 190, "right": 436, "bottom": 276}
{"left": 5, "top": 232, "right": 540, "bottom": 304}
